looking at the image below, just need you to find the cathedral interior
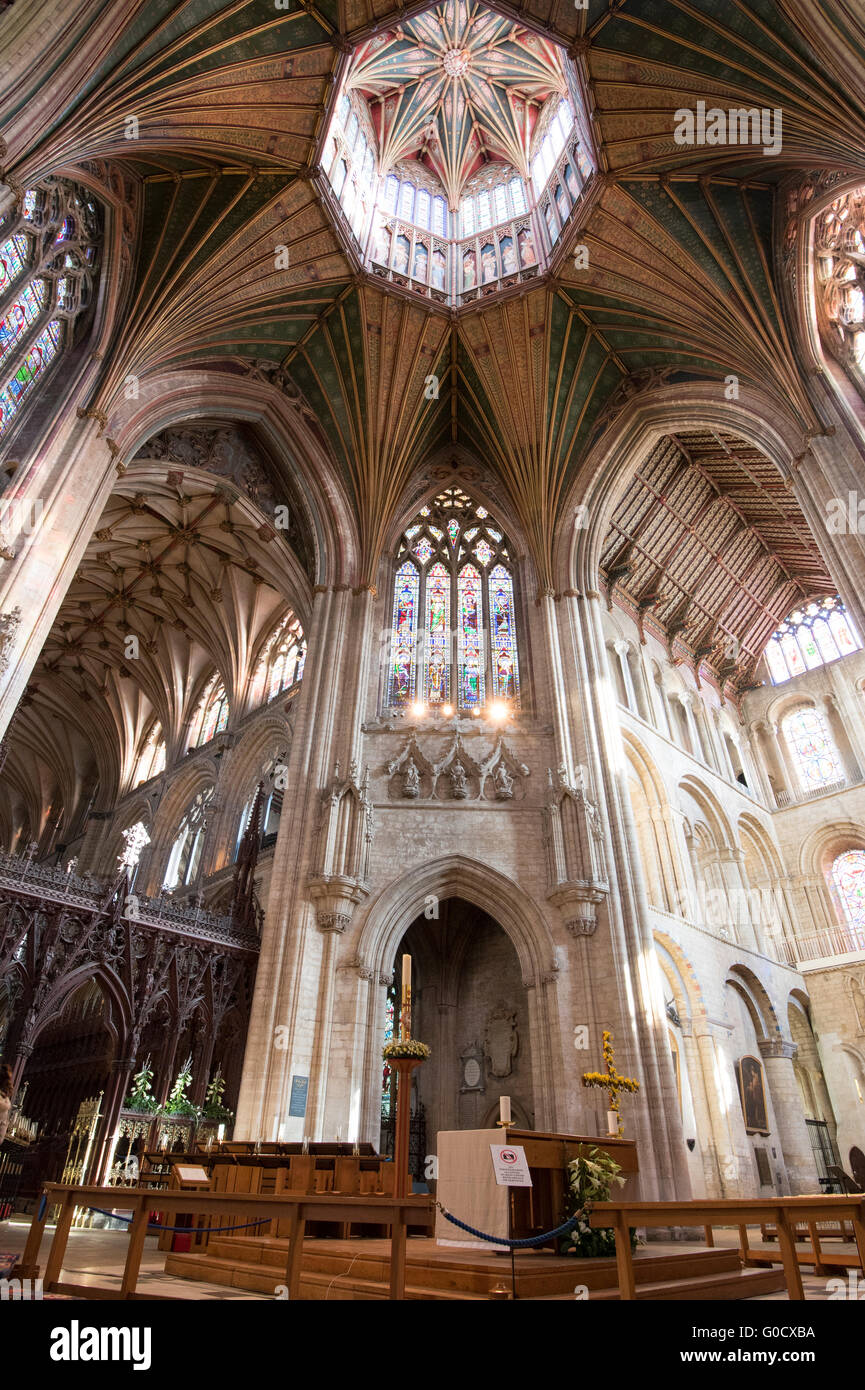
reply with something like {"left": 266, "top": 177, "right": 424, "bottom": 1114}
{"left": 1, "top": 0, "right": 865, "bottom": 1309}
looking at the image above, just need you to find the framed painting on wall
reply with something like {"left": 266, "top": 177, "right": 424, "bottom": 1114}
{"left": 737, "top": 1055, "right": 769, "bottom": 1134}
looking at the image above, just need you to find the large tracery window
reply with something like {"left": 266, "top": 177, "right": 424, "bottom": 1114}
{"left": 829, "top": 849, "right": 865, "bottom": 944}
{"left": 782, "top": 707, "right": 843, "bottom": 793}
{"left": 133, "top": 722, "right": 166, "bottom": 787}
{"left": 814, "top": 187, "right": 865, "bottom": 382}
{"left": 251, "top": 613, "right": 306, "bottom": 706}
{"left": 387, "top": 486, "right": 521, "bottom": 712}
{"left": 163, "top": 787, "right": 213, "bottom": 890}
{"left": 188, "top": 674, "right": 229, "bottom": 749}
{"left": 0, "top": 179, "right": 102, "bottom": 438}
{"left": 764, "top": 596, "right": 859, "bottom": 685}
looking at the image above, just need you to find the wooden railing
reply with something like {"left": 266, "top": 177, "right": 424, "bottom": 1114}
{"left": 15, "top": 1182, "right": 434, "bottom": 1301}
{"left": 588, "top": 1196, "right": 865, "bottom": 1300}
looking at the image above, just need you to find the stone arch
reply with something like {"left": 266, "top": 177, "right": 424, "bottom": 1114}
{"left": 357, "top": 853, "right": 557, "bottom": 985}
{"left": 554, "top": 383, "right": 808, "bottom": 595}
{"left": 143, "top": 762, "right": 218, "bottom": 894}
{"left": 104, "top": 367, "right": 358, "bottom": 588}
{"left": 726, "top": 962, "right": 783, "bottom": 1042}
{"left": 622, "top": 731, "right": 686, "bottom": 913}
{"left": 678, "top": 774, "right": 735, "bottom": 852}
{"left": 652, "top": 930, "right": 708, "bottom": 1029}
{"left": 356, "top": 854, "right": 560, "bottom": 1132}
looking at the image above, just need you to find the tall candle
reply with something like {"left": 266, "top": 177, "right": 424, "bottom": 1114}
{"left": 401, "top": 953, "right": 412, "bottom": 1039}
{"left": 217, "top": 1123, "right": 225, "bottom": 1143}
{"left": 499, "top": 1095, "right": 512, "bottom": 1125}
{"left": 607, "top": 1110, "right": 618, "bottom": 1137}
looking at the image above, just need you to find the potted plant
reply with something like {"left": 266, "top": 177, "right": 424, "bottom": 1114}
{"left": 560, "top": 1144, "right": 637, "bottom": 1258}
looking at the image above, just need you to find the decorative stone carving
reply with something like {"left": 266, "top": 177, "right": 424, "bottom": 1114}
{"left": 544, "top": 765, "right": 608, "bottom": 937}
{"left": 492, "top": 762, "right": 514, "bottom": 799}
{"left": 308, "top": 760, "right": 372, "bottom": 932}
{"left": 449, "top": 759, "right": 469, "bottom": 799}
{"left": 317, "top": 911, "right": 351, "bottom": 933}
{"left": 0, "top": 606, "right": 21, "bottom": 677}
{"left": 402, "top": 757, "right": 420, "bottom": 798}
{"left": 484, "top": 1002, "right": 518, "bottom": 1078}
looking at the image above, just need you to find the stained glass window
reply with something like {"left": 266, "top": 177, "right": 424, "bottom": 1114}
{"left": 164, "top": 787, "right": 214, "bottom": 890}
{"left": 388, "top": 561, "right": 420, "bottom": 707}
{"left": 457, "top": 564, "right": 484, "bottom": 707}
{"left": 0, "top": 320, "right": 62, "bottom": 435}
{"left": 782, "top": 707, "right": 842, "bottom": 792}
{"left": 188, "top": 675, "right": 229, "bottom": 749}
{"left": 0, "top": 279, "right": 47, "bottom": 364}
{"left": 829, "top": 850, "right": 865, "bottom": 943}
{"left": 0, "top": 234, "right": 28, "bottom": 294}
{"left": 387, "top": 488, "right": 520, "bottom": 712}
{"left": 425, "top": 562, "right": 451, "bottom": 705}
{"left": 489, "top": 565, "right": 519, "bottom": 701}
{"left": 134, "top": 722, "right": 166, "bottom": 787}
{"left": 0, "top": 180, "right": 102, "bottom": 439}
{"left": 764, "top": 597, "right": 860, "bottom": 684}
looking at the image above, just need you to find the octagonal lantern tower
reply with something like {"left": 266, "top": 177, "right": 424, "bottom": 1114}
{"left": 316, "top": 0, "right": 596, "bottom": 308}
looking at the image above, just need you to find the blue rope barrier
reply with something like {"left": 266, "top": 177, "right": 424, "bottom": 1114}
{"left": 435, "top": 1202, "right": 581, "bottom": 1248}
{"left": 85, "top": 1205, "right": 271, "bottom": 1235}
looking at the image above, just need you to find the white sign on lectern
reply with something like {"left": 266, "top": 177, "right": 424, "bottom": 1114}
{"left": 489, "top": 1143, "right": 533, "bottom": 1187}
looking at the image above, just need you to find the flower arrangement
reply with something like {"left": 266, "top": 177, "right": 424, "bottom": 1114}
{"left": 124, "top": 1057, "right": 159, "bottom": 1114}
{"left": 382, "top": 1039, "right": 431, "bottom": 1060}
{"left": 560, "top": 1143, "right": 637, "bottom": 1258}
{"left": 203, "top": 1069, "right": 234, "bottom": 1122}
{"left": 164, "top": 1055, "right": 199, "bottom": 1117}
{"left": 582, "top": 1030, "right": 640, "bottom": 1136}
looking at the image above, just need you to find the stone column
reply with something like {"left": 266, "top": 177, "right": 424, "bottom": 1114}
{"left": 613, "top": 638, "right": 637, "bottom": 712}
{"left": 555, "top": 590, "right": 691, "bottom": 1200}
{"left": 693, "top": 1026, "right": 756, "bottom": 1197}
{"left": 758, "top": 1038, "right": 819, "bottom": 1194}
{"left": 234, "top": 586, "right": 371, "bottom": 1140}
{"left": 0, "top": 411, "right": 122, "bottom": 738}
{"left": 820, "top": 693, "right": 859, "bottom": 782}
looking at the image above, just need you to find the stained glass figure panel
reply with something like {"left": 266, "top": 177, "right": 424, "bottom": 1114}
{"left": 830, "top": 850, "right": 865, "bottom": 941}
{"left": 388, "top": 561, "right": 419, "bottom": 707}
{"left": 0, "top": 234, "right": 28, "bottom": 294}
{"left": 0, "top": 278, "right": 46, "bottom": 364}
{"left": 765, "top": 597, "right": 860, "bottom": 682}
{"left": 457, "top": 564, "right": 484, "bottom": 707}
{"left": 782, "top": 708, "right": 842, "bottom": 791}
{"left": 424, "top": 561, "right": 450, "bottom": 704}
{"left": 0, "top": 319, "right": 62, "bottom": 435}
{"left": 489, "top": 564, "right": 520, "bottom": 702}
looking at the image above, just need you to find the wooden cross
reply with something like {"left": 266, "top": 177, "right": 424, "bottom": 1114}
{"left": 582, "top": 1030, "right": 640, "bottom": 1137}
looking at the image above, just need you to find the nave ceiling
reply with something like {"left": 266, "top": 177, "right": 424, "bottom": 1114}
{"left": 0, "top": 0, "right": 862, "bottom": 834}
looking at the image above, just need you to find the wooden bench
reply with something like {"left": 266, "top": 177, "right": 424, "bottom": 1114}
{"left": 14, "top": 1182, "right": 433, "bottom": 1300}
{"left": 587, "top": 1196, "right": 865, "bottom": 1300}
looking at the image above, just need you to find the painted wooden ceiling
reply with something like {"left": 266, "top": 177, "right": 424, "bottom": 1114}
{"left": 348, "top": 1, "right": 567, "bottom": 202}
{"left": 1, "top": 0, "right": 863, "bottom": 684}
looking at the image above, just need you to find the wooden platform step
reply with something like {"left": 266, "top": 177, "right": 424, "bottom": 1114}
{"left": 165, "top": 1236, "right": 787, "bottom": 1301}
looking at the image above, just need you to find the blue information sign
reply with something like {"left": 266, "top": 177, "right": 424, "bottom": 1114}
{"left": 288, "top": 1074, "right": 309, "bottom": 1118}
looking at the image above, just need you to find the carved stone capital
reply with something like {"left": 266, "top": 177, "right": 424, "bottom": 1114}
{"left": 758, "top": 1038, "right": 797, "bottom": 1061}
{"left": 565, "top": 917, "right": 598, "bottom": 938}
{"left": 317, "top": 910, "right": 351, "bottom": 934}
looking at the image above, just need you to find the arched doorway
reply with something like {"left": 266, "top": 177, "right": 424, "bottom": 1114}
{"left": 380, "top": 897, "right": 534, "bottom": 1177}
{"left": 16, "top": 978, "right": 117, "bottom": 1190}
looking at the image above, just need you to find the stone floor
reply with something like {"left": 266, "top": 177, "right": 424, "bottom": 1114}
{"left": 0, "top": 1218, "right": 854, "bottom": 1300}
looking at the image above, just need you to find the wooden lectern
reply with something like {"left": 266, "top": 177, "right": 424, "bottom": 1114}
{"left": 435, "top": 1128, "right": 638, "bottom": 1250}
